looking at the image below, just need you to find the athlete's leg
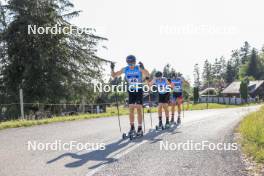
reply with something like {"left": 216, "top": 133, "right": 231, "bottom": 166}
{"left": 129, "top": 104, "right": 135, "bottom": 130}
{"left": 171, "top": 104, "right": 175, "bottom": 122}
{"left": 163, "top": 103, "right": 169, "bottom": 124}
{"left": 177, "top": 97, "right": 183, "bottom": 124}
{"left": 136, "top": 104, "right": 143, "bottom": 127}
{"left": 158, "top": 103, "right": 163, "bottom": 126}
{"left": 170, "top": 93, "right": 176, "bottom": 122}
{"left": 177, "top": 97, "right": 183, "bottom": 117}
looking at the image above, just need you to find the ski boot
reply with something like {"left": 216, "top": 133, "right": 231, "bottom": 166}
{"left": 156, "top": 121, "right": 164, "bottom": 131}
{"left": 128, "top": 128, "right": 137, "bottom": 140}
{"left": 170, "top": 117, "right": 176, "bottom": 126}
{"left": 164, "top": 121, "right": 170, "bottom": 129}
{"left": 136, "top": 127, "right": 144, "bottom": 138}
{"left": 122, "top": 128, "right": 136, "bottom": 140}
{"left": 177, "top": 116, "right": 181, "bottom": 126}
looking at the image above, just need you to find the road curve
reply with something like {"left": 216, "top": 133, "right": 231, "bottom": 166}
{"left": 0, "top": 106, "right": 260, "bottom": 176}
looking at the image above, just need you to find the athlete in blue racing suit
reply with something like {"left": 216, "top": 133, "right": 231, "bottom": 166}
{"left": 168, "top": 73, "right": 189, "bottom": 124}
{"left": 148, "top": 71, "right": 174, "bottom": 129}
{"left": 111, "top": 55, "right": 150, "bottom": 136}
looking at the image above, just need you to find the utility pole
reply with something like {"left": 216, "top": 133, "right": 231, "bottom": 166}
{"left": 19, "top": 88, "right": 24, "bottom": 120}
{"left": 207, "top": 80, "right": 209, "bottom": 109}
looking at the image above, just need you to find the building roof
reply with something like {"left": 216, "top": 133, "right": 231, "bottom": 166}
{"left": 200, "top": 88, "right": 217, "bottom": 96}
{"left": 222, "top": 80, "right": 264, "bottom": 94}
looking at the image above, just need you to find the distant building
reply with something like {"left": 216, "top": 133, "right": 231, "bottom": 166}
{"left": 199, "top": 88, "right": 217, "bottom": 97}
{"left": 221, "top": 80, "right": 264, "bottom": 99}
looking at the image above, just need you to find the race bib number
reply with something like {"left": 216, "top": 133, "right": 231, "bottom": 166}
{"left": 174, "top": 86, "right": 182, "bottom": 92}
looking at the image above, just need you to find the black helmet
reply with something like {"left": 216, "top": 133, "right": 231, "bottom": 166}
{"left": 155, "top": 71, "right": 162, "bottom": 78}
{"left": 126, "top": 55, "right": 136, "bottom": 64}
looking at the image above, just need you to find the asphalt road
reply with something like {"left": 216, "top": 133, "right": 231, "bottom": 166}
{"left": 0, "top": 106, "right": 260, "bottom": 176}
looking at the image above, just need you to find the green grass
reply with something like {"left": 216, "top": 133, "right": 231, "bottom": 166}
{"left": 0, "top": 103, "right": 259, "bottom": 130}
{"left": 239, "top": 106, "right": 264, "bottom": 163}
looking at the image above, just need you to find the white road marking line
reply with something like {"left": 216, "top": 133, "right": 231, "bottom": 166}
{"left": 85, "top": 140, "right": 148, "bottom": 176}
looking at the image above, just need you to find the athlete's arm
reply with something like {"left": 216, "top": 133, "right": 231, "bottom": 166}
{"left": 140, "top": 67, "right": 150, "bottom": 78}
{"left": 111, "top": 68, "right": 124, "bottom": 78}
{"left": 138, "top": 62, "right": 150, "bottom": 78}
{"left": 141, "top": 68, "right": 150, "bottom": 77}
{"left": 166, "top": 79, "right": 174, "bottom": 89}
{"left": 148, "top": 78, "right": 155, "bottom": 86}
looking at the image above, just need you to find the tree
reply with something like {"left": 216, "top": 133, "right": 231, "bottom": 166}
{"left": 259, "top": 46, "right": 264, "bottom": 79}
{"left": 0, "top": 0, "right": 106, "bottom": 105}
{"left": 225, "top": 60, "right": 236, "bottom": 84}
{"left": 202, "top": 59, "right": 213, "bottom": 87}
{"left": 240, "top": 77, "right": 249, "bottom": 103}
{"left": 246, "top": 48, "right": 260, "bottom": 79}
{"left": 230, "top": 49, "right": 241, "bottom": 79}
{"left": 240, "top": 41, "right": 250, "bottom": 64}
{"left": 193, "top": 87, "right": 199, "bottom": 104}
{"left": 193, "top": 63, "right": 201, "bottom": 88}
{"left": 162, "top": 64, "right": 179, "bottom": 78}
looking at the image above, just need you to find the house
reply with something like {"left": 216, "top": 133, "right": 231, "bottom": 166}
{"left": 199, "top": 88, "right": 217, "bottom": 96}
{"left": 221, "top": 80, "right": 264, "bottom": 99}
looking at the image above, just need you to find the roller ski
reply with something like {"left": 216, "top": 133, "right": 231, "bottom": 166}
{"left": 170, "top": 118, "right": 177, "bottom": 127}
{"left": 164, "top": 121, "right": 171, "bottom": 129}
{"left": 122, "top": 127, "right": 143, "bottom": 140}
{"left": 155, "top": 121, "right": 165, "bottom": 131}
{"left": 176, "top": 116, "right": 182, "bottom": 127}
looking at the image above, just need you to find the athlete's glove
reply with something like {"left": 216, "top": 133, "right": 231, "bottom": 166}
{"left": 145, "top": 76, "right": 150, "bottom": 81}
{"left": 110, "top": 62, "right": 115, "bottom": 71}
{"left": 139, "top": 62, "right": 144, "bottom": 69}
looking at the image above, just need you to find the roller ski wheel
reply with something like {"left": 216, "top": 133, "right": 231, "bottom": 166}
{"left": 136, "top": 130, "right": 144, "bottom": 138}
{"left": 165, "top": 123, "right": 170, "bottom": 129}
{"left": 122, "top": 133, "right": 127, "bottom": 140}
{"left": 155, "top": 124, "right": 164, "bottom": 131}
{"left": 177, "top": 117, "right": 181, "bottom": 125}
{"left": 170, "top": 118, "right": 177, "bottom": 126}
{"left": 128, "top": 130, "right": 137, "bottom": 140}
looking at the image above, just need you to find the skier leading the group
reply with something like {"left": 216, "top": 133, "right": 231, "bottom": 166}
{"left": 111, "top": 55, "right": 150, "bottom": 136}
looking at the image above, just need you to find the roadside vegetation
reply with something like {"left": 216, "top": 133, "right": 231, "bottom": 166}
{"left": 239, "top": 106, "right": 264, "bottom": 163}
{"left": 0, "top": 103, "right": 258, "bottom": 130}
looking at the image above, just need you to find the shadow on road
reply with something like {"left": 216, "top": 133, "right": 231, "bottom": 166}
{"left": 47, "top": 124, "right": 182, "bottom": 169}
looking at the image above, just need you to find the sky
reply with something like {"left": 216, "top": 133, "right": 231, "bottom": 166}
{"left": 71, "top": 0, "right": 264, "bottom": 83}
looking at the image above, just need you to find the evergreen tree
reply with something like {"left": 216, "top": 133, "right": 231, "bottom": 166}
{"left": 225, "top": 60, "right": 235, "bottom": 84}
{"left": 202, "top": 59, "right": 213, "bottom": 87}
{"left": 0, "top": 0, "right": 106, "bottom": 104}
{"left": 240, "top": 77, "right": 249, "bottom": 103}
{"left": 246, "top": 48, "right": 260, "bottom": 79}
{"left": 230, "top": 49, "right": 241, "bottom": 79}
{"left": 240, "top": 41, "right": 250, "bottom": 64}
{"left": 193, "top": 87, "right": 199, "bottom": 104}
{"left": 193, "top": 63, "right": 201, "bottom": 88}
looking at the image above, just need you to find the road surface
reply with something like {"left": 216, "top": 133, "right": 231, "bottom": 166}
{"left": 0, "top": 106, "right": 260, "bottom": 176}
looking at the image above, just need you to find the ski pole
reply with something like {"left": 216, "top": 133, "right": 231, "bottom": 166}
{"left": 111, "top": 62, "right": 122, "bottom": 133}
{"left": 148, "top": 92, "right": 153, "bottom": 128}
{"left": 142, "top": 104, "right": 146, "bottom": 133}
{"left": 182, "top": 99, "right": 185, "bottom": 118}
{"left": 114, "top": 80, "right": 122, "bottom": 133}
{"left": 115, "top": 94, "right": 122, "bottom": 132}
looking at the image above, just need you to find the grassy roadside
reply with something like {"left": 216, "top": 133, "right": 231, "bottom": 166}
{"left": 0, "top": 103, "right": 259, "bottom": 130}
{"left": 239, "top": 106, "right": 264, "bottom": 164}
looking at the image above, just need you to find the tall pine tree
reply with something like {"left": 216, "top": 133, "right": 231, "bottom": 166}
{"left": 0, "top": 0, "right": 106, "bottom": 104}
